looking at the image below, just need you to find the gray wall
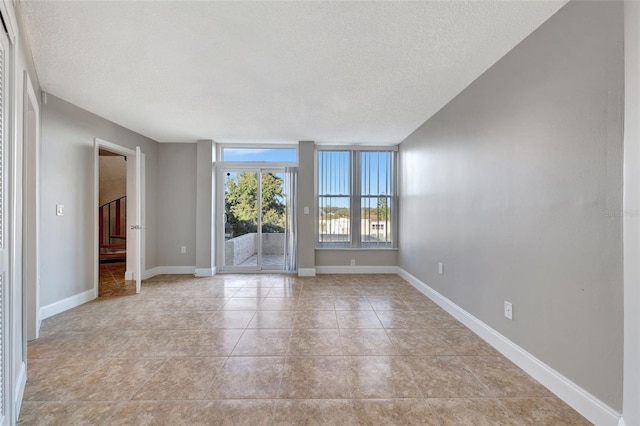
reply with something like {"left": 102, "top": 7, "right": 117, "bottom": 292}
{"left": 316, "top": 249, "right": 397, "bottom": 267}
{"left": 297, "top": 141, "right": 316, "bottom": 271}
{"left": 98, "top": 156, "right": 126, "bottom": 206}
{"left": 158, "top": 143, "right": 197, "bottom": 266}
{"left": 41, "top": 95, "right": 160, "bottom": 306}
{"left": 399, "top": 1, "right": 623, "bottom": 410}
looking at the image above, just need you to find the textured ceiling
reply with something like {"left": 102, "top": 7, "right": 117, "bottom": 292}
{"left": 20, "top": 1, "right": 566, "bottom": 144}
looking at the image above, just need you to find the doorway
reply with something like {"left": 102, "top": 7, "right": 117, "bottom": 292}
{"left": 93, "top": 139, "right": 145, "bottom": 296}
{"left": 97, "top": 148, "right": 131, "bottom": 297}
{"left": 222, "top": 168, "right": 287, "bottom": 271}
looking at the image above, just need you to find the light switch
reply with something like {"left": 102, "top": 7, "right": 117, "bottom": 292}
{"left": 303, "top": 206, "right": 310, "bottom": 215}
{"left": 56, "top": 204, "right": 64, "bottom": 216}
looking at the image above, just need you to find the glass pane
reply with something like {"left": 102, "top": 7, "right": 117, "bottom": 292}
{"left": 318, "top": 151, "right": 350, "bottom": 195}
{"left": 361, "top": 196, "right": 392, "bottom": 246}
{"left": 361, "top": 151, "right": 392, "bottom": 196}
{"left": 261, "top": 172, "right": 285, "bottom": 270}
{"left": 318, "top": 196, "right": 351, "bottom": 246}
{"left": 224, "top": 171, "right": 258, "bottom": 267}
{"left": 223, "top": 147, "right": 297, "bottom": 162}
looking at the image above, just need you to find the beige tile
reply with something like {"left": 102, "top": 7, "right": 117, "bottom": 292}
{"left": 440, "top": 328, "right": 498, "bottom": 355}
{"left": 265, "top": 287, "right": 301, "bottom": 298}
{"left": 27, "top": 274, "right": 575, "bottom": 425}
{"left": 428, "top": 398, "right": 521, "bottom": 426}
{"left": 203, "top": 399, "right": 276, "bottom": 426}
{"left": 386, "top": 329, "right": 449, "bottom": 355}
{"left": 133, "top": 357, "right": 226, "bottom": 400}
{"left": 376, "top": 310, "right": 435, "bottom": 329}
{"left": 234, "top": 287, "right": 273, "bottom": 298}
{"left": 201, "top": 310, "right": 255, "bottom": 329}
{"left": 259, "top": 298, "right": 299, "bottom": 310}
{"left": 402, "top": 297, "right": 441, "bottom": 311}
{"left": 109, "top": 400, "right": 274, "bottom": 426}
{"left": 293, "top": 310, "right": 338, "bottom": 329}
{"left": 232, "top": 329, "right": 292, "bottom": 355}
{"left": 500, "top": 397, "right": 592, "bottom": 425}
{"left": 346, "top": 356, "right": 422, "bottom": 398}
{"left": 28, "top": 331, "right": 135, "bottom": 358}
{"left": 352, "top": 399, "right": 439, "bottom": 426}
{"left": 288, "top": 329, "right": 342, "bottom": 355}
{"left": 367, "top": 296, "right": 409, "bottom": 311}
{"left": 273, "top": 399, "right": 356, "bottom": 426}
{"left": 336, "top": 311, "right": 383, "bottom": 328}
{"left": 64, "top": 358, "right": 165, "bottom": 401}
{"left": 222, "top": 297, "right": 265, "bottom": 310}
{"left": 133, "top": 310, "right": 213, "bottom": 330}
{"left": 211, "top": 357, "right": 285, "bottom": 399}
{"left": 404, "top": 356, "right": 491, "bottom": 398}
{"left": 296, "top": 297, "right": 335, "bottom": 310}
{"left": 23, "top": 357, "right": 106, "bottom": 401}
{"left": 279, "top": 356, "right": 350, "bottom": 398}
{"left": 249, "top": 311, "right": 296, "bottom": 328}
{"left": 461, "top": 356, "right": 553, "bottom": 397}
{"left": 119, "top": 329, "right": 244, "bottom": 357}
{"left": 334, "top": 296, "right": 373, "bottom": 310}
{"left": 158, "top": 297, "right": 230, "bottom": 311}
{"left": 18, "top": 401, "right": 119, "bottom": 425}
{"left": 339, "top": 329, "right": 397, "bottom": 355}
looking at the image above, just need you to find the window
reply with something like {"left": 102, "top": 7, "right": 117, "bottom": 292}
{"left": 221, "top": 147, "right": 297, "bottom": 163}
{"left": 317, "top": 149, "right": 396, "bottom": 248}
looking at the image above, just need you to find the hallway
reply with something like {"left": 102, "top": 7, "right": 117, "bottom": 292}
{"left": 20, "top": 274, "right": 589, "bottom": 425}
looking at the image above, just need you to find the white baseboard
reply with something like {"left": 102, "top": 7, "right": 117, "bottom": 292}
{"left": 143, "top": 266, "right": 196, "bottom": 279}
{"left": 39, "top": 288, "right": 96, "bottom": 320}
{"left": 316, "top": 265, "right": 398, "bottom": 274}
{"left": 14, "top": 361, "right": 26, "bottom": 418}
{"left": 125, "top": 270, "right": 133, "bottom": 280}
{"left": 397, "top": 267, "right": 621, "bottom": 426}
{"left": 298, "top": 268, "right": 316, "bottom": 277}
{"left": 195, "top": 267, "right": 217, "bottom": 277}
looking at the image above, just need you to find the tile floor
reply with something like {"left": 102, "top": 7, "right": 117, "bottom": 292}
{"left": 19, "top": 274, "right": 591, "bottom": 425}
{"left": 98, "top": 261, "right": 135, "bottom": 298}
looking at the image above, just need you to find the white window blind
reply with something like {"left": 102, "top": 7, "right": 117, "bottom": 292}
{"left": 317, "top": 149, "right": 396, "bottom": 248}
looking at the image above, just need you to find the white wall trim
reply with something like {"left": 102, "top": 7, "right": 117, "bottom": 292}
{"left": 397, "top": 267, "right": 622, "bottom": 426}
{"left": 316, "top": 265, "right": 398, "bottom": 274}
{"left": 39, "top": 288, "right": 96, "bottom": 321}
{"left": 298, "top": 268, "right": 316, "bottom": 277}
{"left": 143, "top": 266, "right": 196, "bottom": 280}
{"left": 194, "top": 267, "right": 216, "bottom": 277}
{"left": 14, "top": 361, "right": 25, "bottom": 418}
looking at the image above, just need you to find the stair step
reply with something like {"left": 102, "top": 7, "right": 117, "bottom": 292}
{"left": 110, "top": 235, "right": 126, "bottom": 240}
{"left": 100, "top": 244, "right": 126, "bottom": 249}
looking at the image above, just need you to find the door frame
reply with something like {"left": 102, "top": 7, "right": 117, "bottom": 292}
{"left": 22, "top": 71, "right": 39, "bottom": 342}
{"left": 216, "top": 165, "right": 288, "bottom": 272}
{"left": 93, "top": 138, "right": 145, "bottom": 295}
{"left": 219, "top": 167, "right": 262, "bottom": 272}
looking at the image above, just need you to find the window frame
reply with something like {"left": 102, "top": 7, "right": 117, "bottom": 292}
{"left": 316, "top": 146, "right": 398, "bottom": 249}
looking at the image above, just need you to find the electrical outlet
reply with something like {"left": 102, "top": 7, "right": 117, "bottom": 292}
{"left": 438, "top": 262, "right": 444, "bottom": 275}
{"left": 350, "top": 259, "right": 356, "bottom": 266}
{"left": 504, "top": 301, "right": 513, "bottom": 320}
{"left": 56, "top": 204, "right": 64, "bottom": 216}
{"left": 181, "top": 246, "right": 187, "bottom": 254}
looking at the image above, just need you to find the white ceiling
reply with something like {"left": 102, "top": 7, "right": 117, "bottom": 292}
{"left": 19, "top": 1, "right": 566, "bottom": 145}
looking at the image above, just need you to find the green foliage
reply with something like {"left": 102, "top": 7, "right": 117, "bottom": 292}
{"left": 377, "top": 196, "right": 388, "bottom": 221}
{"left": 225, "top": 172, "right": 285, "bottom": 237}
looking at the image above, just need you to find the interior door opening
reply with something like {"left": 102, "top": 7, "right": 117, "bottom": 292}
{"left": 222, "top": 169, "right": 287, "bottom": 271}
{"left": 93, "top": 139, "right": 144, "bottom": 297}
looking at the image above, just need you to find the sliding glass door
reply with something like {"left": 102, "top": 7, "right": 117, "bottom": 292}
{"left": 222, "top": 169, "right": 286, "bottom": 271}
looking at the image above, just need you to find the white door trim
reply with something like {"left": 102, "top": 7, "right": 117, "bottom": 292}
{"left": 93, "top": 138, "right": 144, "bottom": 296}
{"left": 22, "top": 71, "right": 39, "bottom": 341}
